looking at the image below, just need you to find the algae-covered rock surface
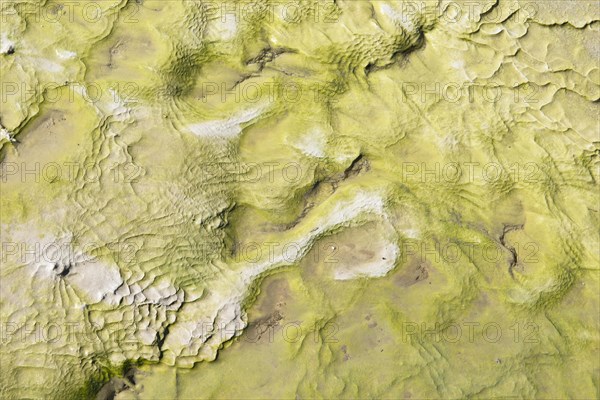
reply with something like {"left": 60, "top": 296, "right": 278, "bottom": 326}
{"left": 0, "top": 0, "right": 598, "bottom": 399}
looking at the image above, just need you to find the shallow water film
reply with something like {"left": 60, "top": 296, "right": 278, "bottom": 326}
{"left": 0, "top": 0, "right": 599, "bottom": 399}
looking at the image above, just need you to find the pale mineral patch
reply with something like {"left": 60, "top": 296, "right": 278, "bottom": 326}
{"left": 187, "top": 104, "right": 269, "bottom": 138}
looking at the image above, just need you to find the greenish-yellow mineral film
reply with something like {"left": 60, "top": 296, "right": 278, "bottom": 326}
{"left": 0, "top": 0, "right": 598, "bottom": 399}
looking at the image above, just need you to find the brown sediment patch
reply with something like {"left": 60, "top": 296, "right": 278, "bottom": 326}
{"left": 393, "top": 259, "right": 431, "bottom": 287}
{"left": 244, "top": 277, "right": 291, "bottom": 344}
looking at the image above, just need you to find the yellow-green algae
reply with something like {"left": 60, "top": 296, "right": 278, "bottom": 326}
{"left": 0, "top": 0, "right": 598, "bottom": 399}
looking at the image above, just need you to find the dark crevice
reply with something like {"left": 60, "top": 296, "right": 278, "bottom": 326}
{"left": 246, "top": 46, "right": 297, "bottom": 72}
{"left": 342, "top": 153, "right": 370, "bottom": 181}
{"left": 499, "top": 224, "right": 524, "bottom": 279}
{"left": 282, "top": 154, "right": 370, "bottom": 231}
{"left": 54, "top": 262, "right": 72, "bottom": 277}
